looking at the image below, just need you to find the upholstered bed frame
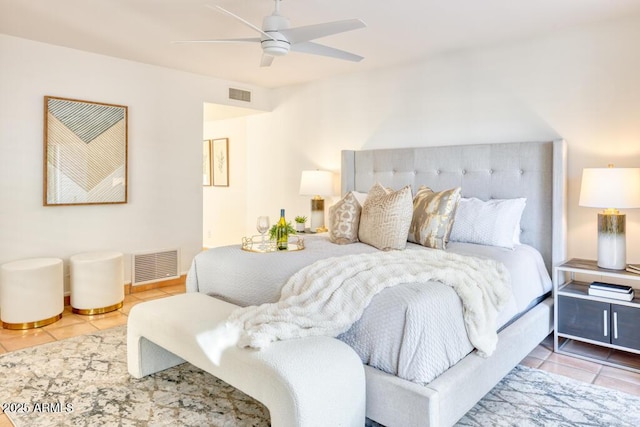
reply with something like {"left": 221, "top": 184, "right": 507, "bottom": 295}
{"left": 341, "top": 140, "right": 567, "bottom": 426}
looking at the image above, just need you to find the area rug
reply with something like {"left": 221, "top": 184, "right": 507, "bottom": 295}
{"left": 1, "top": 327, "right": 639, "bottom": 427}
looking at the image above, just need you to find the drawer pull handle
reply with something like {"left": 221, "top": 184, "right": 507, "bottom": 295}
{"left": 603, "top": 310, "right": 608, "bottom": 337}
{"left": 613, "top": 312, "right": 618, "bottom": 340}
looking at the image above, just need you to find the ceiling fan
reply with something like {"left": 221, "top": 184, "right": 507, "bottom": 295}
{"left": 175, "top": 0, "right": 366, "bottom": 67}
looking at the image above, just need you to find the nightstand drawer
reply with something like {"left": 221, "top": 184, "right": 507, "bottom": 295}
{"left": 557, "top": 296, "right": 609, "bottom": 343}
{"left": 612, "top": 304, "right": 640, "bottom": 351}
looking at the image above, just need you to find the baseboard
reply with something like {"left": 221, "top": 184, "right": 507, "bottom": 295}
{"left": 63, "top": 274, "right": 187, "bottom": 306}
{"left": 126, "top": 274, "right": 187, "bottom": 295}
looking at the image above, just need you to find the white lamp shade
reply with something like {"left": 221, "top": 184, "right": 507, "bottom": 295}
{"left": 579, "top": 167, "right": 640, "bottom": 209}
{"left": 299, "top": 170, "right": 334, "bottom": 196}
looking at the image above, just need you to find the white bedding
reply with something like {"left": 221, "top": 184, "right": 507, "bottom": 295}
{"left": 338, "top": 241, "right": 551, "bottom": 384}
{"left": 186, "top": 235, "right": 551, "bottom": 384}
{"left": 228, "top": 249, "right": 510, "bottom": 356}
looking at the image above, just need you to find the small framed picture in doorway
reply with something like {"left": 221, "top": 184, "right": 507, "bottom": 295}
{"left": 212, "top": 138, "right": 229, "bottom": 187}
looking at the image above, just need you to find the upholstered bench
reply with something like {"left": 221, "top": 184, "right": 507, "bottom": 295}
{"left": 127, "top": 293, "right": 366, "bottom": 427}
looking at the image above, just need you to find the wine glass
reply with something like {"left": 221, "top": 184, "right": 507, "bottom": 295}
{"left": 256, "top": 216, "right": 270, "bottom": 249}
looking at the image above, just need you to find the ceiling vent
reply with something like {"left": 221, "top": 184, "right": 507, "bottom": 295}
{"left": 229, "top": 88, "right": 251, "bottom": 103}
{"left": 132, "top": 249, "right": 180, "bottom": 286}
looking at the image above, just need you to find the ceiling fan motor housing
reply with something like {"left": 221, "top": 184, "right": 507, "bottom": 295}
{"left": 261, "top": 14, "right": 290, "bottom": 56}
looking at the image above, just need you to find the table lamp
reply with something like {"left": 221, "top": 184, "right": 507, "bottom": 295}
{"left": 299, "top": 170, "right": 333, "bottom": 232}
{"left": 579, "top": 165, "right": 640, "bottom": 270}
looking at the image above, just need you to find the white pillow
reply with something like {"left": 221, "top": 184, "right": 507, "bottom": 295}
{"left": 449, "top": 197, "right": 526, "bottom": 249}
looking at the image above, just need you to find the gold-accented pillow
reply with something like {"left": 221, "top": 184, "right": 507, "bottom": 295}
{"left": 408, "top": 186, "right": 461, "bottom": 249}
{"left": 329, "top": 192, "right": 362, "bottom": 245}
{"left": 358, "top": 183, "right": 413, "bottom": 251}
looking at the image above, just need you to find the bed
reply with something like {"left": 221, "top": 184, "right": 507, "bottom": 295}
{"left": 187, "top": 140, "right": 567, "bottom": 426}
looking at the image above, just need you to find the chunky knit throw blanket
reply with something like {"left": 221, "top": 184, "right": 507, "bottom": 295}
{"left": 199, "top": 249, "right": 511, "bottom": 364}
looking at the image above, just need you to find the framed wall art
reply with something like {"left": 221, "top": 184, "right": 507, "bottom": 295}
{"left": 212, "top": 138, "right": 229, "bottom": 187}
{"left": 203, "top": 139, "right": 212, "bottom": 186}
{"left": 43, "top": 96, "right": 128, "bottom": 206}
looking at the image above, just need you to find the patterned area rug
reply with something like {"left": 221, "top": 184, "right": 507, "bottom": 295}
{"left": 457, "top": 367, "right": 640, "bottom": 426}
{"left": 2, "top": 326, "right": 640, "bottom": 427}
{"left": 1, "top": 326, "right": 268, "bottom": 426}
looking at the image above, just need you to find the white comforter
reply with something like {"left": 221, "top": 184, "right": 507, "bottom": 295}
{"left": 228, "top": 249, "right": 511, "bottom": 357}
{"left": 187, "top": 236, "right": 551, "bottom": 385}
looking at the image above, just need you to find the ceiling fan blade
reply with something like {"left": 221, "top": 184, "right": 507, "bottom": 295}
{"left": 291, "top": 41, "right": 364, "bottom": 62}
{"left": 172, "top": 37, "right": 261, "bottom": 44}
{"left": 281, "top": 19, "right": 366, "bottom": 44}
{"left": 206, "top": 4, "right": 276, "bottom": 41}
{"left": 260, "top": 54, "right": 274, "bottom": 67}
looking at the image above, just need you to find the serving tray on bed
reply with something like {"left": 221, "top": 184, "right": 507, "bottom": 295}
{"left": 241, "top": 235, "right": 305, "bottom": 253}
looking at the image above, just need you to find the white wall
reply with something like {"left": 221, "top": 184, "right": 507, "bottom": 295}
{"left": 243, "top": 13, "right": 640, "bottom": 264}
{"left": 0, "top": 34, "right": 271, "bottom": 294}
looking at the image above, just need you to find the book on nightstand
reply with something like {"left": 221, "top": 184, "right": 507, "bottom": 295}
{"left": 589, "top": 282, "right": 633, "bottom": 293}
{"left": 588, "top": 281, "right": 634, "bottom": 301}
{"left": 588, "top": 288, "right": 634, "bottom": 301}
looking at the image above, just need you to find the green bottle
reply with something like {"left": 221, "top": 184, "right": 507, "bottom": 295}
{"left": 277, "top": 209, "right": 288, "bottom": 250}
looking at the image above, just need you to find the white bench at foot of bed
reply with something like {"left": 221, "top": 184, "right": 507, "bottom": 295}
{"left": 127, "top": 292, "right": 365, "bottom": 427}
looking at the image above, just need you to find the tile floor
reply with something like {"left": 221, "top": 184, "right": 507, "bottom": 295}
{"left": 2, "top": 284, "right": 640, "bottom": 425}
{"left": 521, "top": 334, "right": 640, "bottom": 397}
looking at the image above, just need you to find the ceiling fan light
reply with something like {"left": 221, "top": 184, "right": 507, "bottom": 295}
{"left": 261, "top": 39, "right": 290, "bottom": 56}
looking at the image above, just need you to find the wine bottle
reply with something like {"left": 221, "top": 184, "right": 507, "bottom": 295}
{"left": 276, "top": 209, "right": 288, "bottom": 250}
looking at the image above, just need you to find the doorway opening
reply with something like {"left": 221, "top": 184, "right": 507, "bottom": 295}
{"left": 203, "top": 102, "right": 266, "bottom": 248}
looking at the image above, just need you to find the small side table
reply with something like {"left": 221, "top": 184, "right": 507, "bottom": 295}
{"left": 70, "top": 251, "right": 124, "bottom": 315}
{"left": 0, "top": 258, "right": 64, "bottom": 329}
{"left": 554, "top": 258, "right": 640, "bottom": 372}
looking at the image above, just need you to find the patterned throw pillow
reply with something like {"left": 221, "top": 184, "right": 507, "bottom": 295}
{"left": 358, "top": 183, "right": 413, "bottom": 251}
{"left": 329, "top": 192, "right": 362, "bottom": 245}
{"left": 407, "top": 186, "right": 461, "bottom": 249}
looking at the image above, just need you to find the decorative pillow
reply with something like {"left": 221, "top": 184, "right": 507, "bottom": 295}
{"left": 328, "top": 192, "right": 362, "bottom": 245}
{"left": 352, "top": 191, "right": 368, "bottom": 207}
{"left": 449, "top": 197, "right": 527, "bottom": 249}
{"left": 407, "top": 186, "right": 461, "bottom": 249}
{"left": 358, "top": 183, "right": 413, "bottom": 251}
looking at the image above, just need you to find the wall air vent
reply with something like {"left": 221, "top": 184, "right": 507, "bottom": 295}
{"left": 229, "top": 87, "right": 251, "bottom": 103}
{"left": 131, "top": 249, "right": 180, "bottom": 286}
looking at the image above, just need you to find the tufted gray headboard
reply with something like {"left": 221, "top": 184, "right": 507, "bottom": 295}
{"left": 341, "top": 140, "right": 567, "bottom": 274}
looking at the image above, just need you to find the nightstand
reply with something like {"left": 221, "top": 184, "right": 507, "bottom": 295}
{"left": 554, "top": 258, "right": 640, "bottom": 372}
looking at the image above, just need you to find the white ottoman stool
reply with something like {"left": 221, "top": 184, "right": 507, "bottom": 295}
{"left": 0, "top": 258, "right": 64, "bottom": 329}
{"left": 70, "top": 251, "right": 124, "bottom": 315}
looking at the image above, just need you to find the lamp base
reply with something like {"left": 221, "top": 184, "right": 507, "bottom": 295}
{"left": 310, "top": 197, "right": 325, "bottom": 233}
{"left": 597, "top": 212, "right": 626, "bottom": 270}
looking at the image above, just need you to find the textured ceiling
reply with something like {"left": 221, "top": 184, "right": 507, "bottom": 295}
{"left": 2, "top": 0, "right": 640, "bottom": 88}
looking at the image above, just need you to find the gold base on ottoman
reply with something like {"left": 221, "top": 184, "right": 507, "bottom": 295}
{"left": 2, "top": 313, "right": 62, "bottom": 330}
{"left": 72, "top": 301, "right": 124, "bottom": 316}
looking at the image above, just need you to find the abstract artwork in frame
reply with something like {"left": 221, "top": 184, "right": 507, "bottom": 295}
{"left": 43, "top": 96, "right": 128, "bottom": 206}
{"left": 212, "top": 138, "right": 229, "bottom": 187}
{"left": 203, "top": 139, "right": 212, "bottom": 186}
